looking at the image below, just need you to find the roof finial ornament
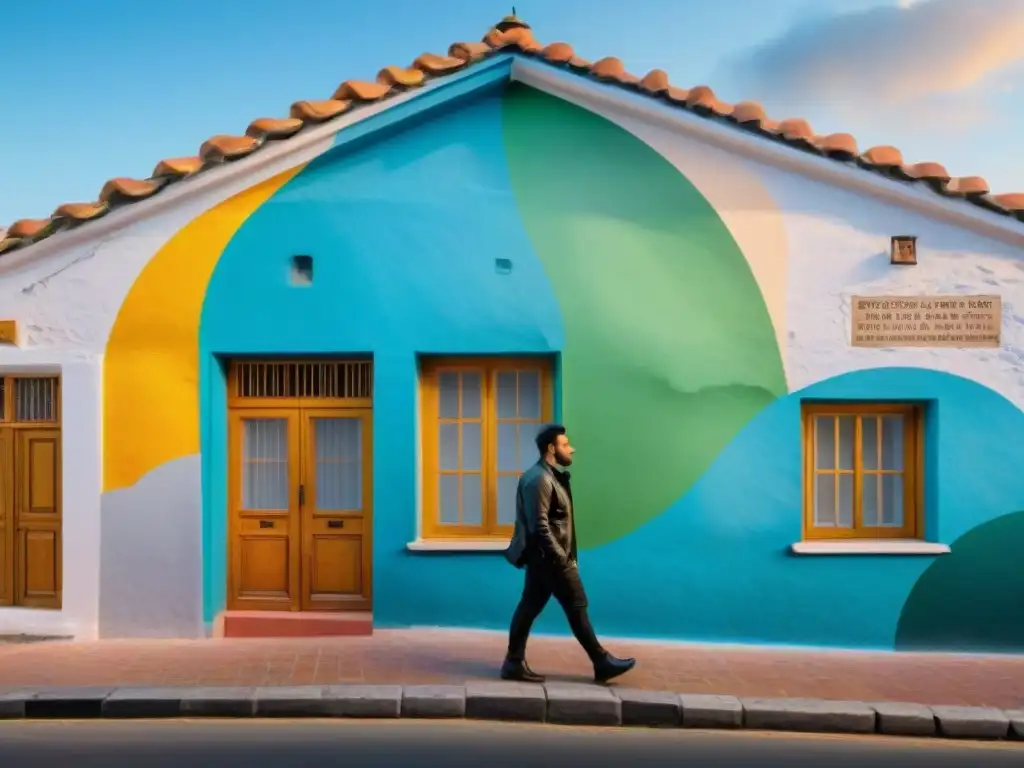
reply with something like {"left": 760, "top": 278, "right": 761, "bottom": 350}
{"left": 495, "top": 9, "right": 530, "bottom": 32}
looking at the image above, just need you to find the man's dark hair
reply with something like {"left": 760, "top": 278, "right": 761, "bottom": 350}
{"left": 535, "top": 423, "right": 566, "bottom": 456}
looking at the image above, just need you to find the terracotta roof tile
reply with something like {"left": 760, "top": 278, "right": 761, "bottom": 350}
{"left": 861, "top": 145, "right": 904, "bottom": 168}
{"left": 776, "top": 118, "right": 815, "bottom": 143}
{"left": 685, "top": 85, "right": 724, "bottom": 116}
{"left": 152, "top": 157, "right": 204, "bottom": 178}
{"left": 905, "top": 161, "right": 951, "bottom": 182}
{"left": 448, "top": 42, "right": 491, "bottom": 62}
{"left": 54, "top": 202, "right": 108, "bottom": 221}
{"left": 246, "top": 117, "right": 304, "bottom": 140}
{"left": 947, "top": 176, "right": 990, "bottom": 197}
{"left": 994, "top": 193, "right": 1024, "bottom": 212}
{"left": 730, "top": 101, "right": 767, "bottom": 126}
{"left": 3, "top": 13, "right": 1023, "bottom": 257}
{"left": 639, "top": 69, "right": 670, "bottom": 94}
{"left": 289, "top": 99, "right": 352, "bottom": 122}
{"left": 8, "top": 219, "right": 50, "bottom": 239}
{"left": 199, "top": 135, "right": 261, "bottom": 163}
{"left": 817, "top": 133, "right": 859, "bottom": 160}
{"left": 98, "top": 177, "right": 166, "bottom": 207}
{"left": 412, "top": 53, "right": 467, "bottom": 76}
{"left": 541, "top": 42, "right": 575, "bottom": 66}
{"left": 332, "top": 80, "right": 392, "bottom": 101}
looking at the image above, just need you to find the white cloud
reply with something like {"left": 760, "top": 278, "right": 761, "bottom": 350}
{"left": 723, "top": 0, "right": 1024, "bottom": 112}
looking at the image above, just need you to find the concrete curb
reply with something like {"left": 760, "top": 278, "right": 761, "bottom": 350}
{"left": 0, "top": 684, "right": 1021, "bottom": 741}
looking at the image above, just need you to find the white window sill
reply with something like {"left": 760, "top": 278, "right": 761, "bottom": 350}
{"left": 790, "top": 540, "right": 950, "bottom": 556}
{"left": 406, "top": 539, "right": 510, "bottom": 552}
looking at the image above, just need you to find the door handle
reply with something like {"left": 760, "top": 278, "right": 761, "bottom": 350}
{"left": 298, "top": 484, "right": 306, "bottom": 506}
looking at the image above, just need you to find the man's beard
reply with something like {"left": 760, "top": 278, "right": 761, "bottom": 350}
{"left": 554, "top": 451, "right": 573, "bottom": 467}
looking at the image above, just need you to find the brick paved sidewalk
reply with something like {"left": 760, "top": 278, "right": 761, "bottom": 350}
{"left": 0, "top": 629, "right": 1022, "bottom": 709}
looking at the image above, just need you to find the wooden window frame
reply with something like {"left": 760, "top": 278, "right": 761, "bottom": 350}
{"left": 0, "top": 375, "right": 62, "bottom": 427}
{"left": 801, "top": 402, "right": 924, "bottom": 541}
{"left": 227, "top": 359, "right": 373, "bottom": 410}
{"left": 420, "top": 356, "right": 554, "bottom": 540}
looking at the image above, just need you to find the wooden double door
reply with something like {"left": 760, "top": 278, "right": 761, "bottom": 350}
{"left": 227, "top": 406, "right": 372, "bottom": 612}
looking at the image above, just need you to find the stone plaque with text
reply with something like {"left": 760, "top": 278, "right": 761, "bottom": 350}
{"left": 850, "top": 295, "right": 1001, "bottom": 348}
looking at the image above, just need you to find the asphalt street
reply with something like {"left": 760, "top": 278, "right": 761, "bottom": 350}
{"left": 1, "top": 719, "right": 1023, "bottom": 766}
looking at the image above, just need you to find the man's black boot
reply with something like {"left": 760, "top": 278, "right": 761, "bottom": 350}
{"left": 500, "top": 657, "right": 545, "bottom": 683}
{"left": 593, "top": 652, "right": 636, "bottom": 683}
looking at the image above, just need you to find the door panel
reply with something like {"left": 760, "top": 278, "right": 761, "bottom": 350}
{"left": 14, "top": 428, "right": 61, "bottom": 608}
{"left": 0, "top": 429, "right": 12, "bottom": 605}
{"left": 301, "top": 410, "right": 372, "bottom": 611}
{"left": 228, "top": 410, "right": 301, "bottom": 610}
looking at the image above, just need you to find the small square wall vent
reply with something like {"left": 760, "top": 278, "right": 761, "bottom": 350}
{"left": 290, "top": 255, "right": 314, "bottom": 286}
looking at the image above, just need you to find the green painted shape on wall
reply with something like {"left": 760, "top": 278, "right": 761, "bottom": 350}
{"left": 895, "top": 511, "right": 1024, "bottom": 652}
{"left": 501, "top": 84, "right": 787, "bottom": 548}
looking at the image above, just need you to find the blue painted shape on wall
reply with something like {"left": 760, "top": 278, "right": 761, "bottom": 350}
{"left": 198, "top": 88, "right": 565, "bottom": 622}
{"left": 579, "top": 367, "right": 1024, "bottom": 650}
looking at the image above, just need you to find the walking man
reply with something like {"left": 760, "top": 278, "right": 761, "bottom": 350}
{"left": 502, "top": 424, "right": 636, "bottom": 684}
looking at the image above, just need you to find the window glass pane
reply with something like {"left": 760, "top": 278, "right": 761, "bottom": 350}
{"left": 815, "top": 417, "right": 835, "bottom": 470}
{"left": 461, "top": 473, "right": 482, "bottom": 525}
{"left": 439, "top": 474, "right": 460, "bottom": 524}
{"left": 517, "top": 371, "right": 541, "bottom": 419}
{"left": 837, "top": 416, "right": 854, "bottom": 470}
{"left": 461, "top": 422, "right": 482, "bottom": 471}
{"left": 862, "top": 474, "right": 880, "bottom": 526}
{"left": 861, "top": 417, "right": 879, "bottom": 471}
{"left": 439, "top": 423, "right": 459, "bottom": 471}
{"left": 814, "top": 474, "right": 836, "bottom": 526}
{"left": 242, "top": 418, "right": 289, "bottom": 510}
{"left": 881, "top": 416, "right": 904, "bottom": 470}
{"left": 438, "top": 372, "right": 459, "bottom": 419}
{"left": 881, "top": 474, "right": 904, "bottom": 526}
{"left": 497, "top": 422, "right": 518, "bottom": 472}
{"left": 496, "top": 372, "right": 517, "bottom": 419}
{"left": 837, "top": 474, "right": 853, "bottom": 528}
{"left": 460, "top": 372, "right": 482, "bottom": 418}
{"left": 314, "top": 417, "right": 361, "bottom": 511}
{"left": 497, "top": 475, "right": 519, "bottom": 526}
{"left": 518, "top": 424, "right": 536, "bottom": 471}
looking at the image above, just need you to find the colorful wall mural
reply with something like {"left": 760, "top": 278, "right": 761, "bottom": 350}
{"left": 85, "top": 69, "right": 1024, "bottom": 649}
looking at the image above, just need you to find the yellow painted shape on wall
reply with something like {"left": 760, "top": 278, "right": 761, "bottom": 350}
{"left": 103, "top": 167, "right": 303, "bottom": 492}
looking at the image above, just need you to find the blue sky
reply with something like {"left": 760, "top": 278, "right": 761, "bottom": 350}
{"left": 1, "top": 0, "right": 1021, "bottom": 226}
